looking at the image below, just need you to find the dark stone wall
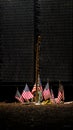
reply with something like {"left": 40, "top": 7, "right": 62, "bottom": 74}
{"left": 0, "top": 0, "right": 72, "bottom": 83}
{"left": 0, "top": 0, "right": 34, "bottom": 83}
{"left": 0, "top": 0, "right": 72, "bottom": 102}
{"left": 39, "top": 0, "right": 72, "bottom": 82}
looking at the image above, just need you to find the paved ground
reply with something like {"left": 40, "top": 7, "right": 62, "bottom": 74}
{"left": 0, "top": 102, "right": 73, "bottom": 130}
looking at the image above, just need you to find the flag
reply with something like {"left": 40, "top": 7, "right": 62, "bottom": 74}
{"left": 31, "top": 82, "right": 43, "bottom": 102}
{"left": 58, "top": 82, "right": 65, "bottom": 100}
{"left": 31, "top": 83, "right": 36, "bottom": 94}
{"left": 55, "top": 82, "right": 65, "bottom": 103}
{"left": 31, "top": 75, "right": 43, "bottom": 94}
{"left": 58, "top": 83, "right": 65, "bottom": 101}
{"left": 31, "top": 75, "right": 43, "bottom": 101}
{"left": 37, "top": 75, "right": 43, "bottom": 102}
{"left": 15, "top": 88, "right": 24, "bottom": 103}
{"left": 32, "top": 82, "right": 43, "bottom": 93}
{"left": 43, "top": 82, "right": 51, "bottom": 100}
{"left": 50, "top": 89, "right": 54, "bottom": 99}
{"left": 55, "top": 91, "right": 63, "bottom": 103}
{"left": 37, "top": 74, "right": 43, "bottom": 92}
{"left": 22, "top": 83, "right": 34, "bottom": 100}
{"left": 50, "top": 88, "right": 55, "bottom": 104}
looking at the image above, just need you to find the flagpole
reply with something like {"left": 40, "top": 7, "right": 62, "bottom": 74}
{"left": 35, "top": 35, "right": 41, "bottom": 103}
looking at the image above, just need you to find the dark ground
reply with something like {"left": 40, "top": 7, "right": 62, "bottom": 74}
{"left": 0, "top": 102, "right": 73, "bottom": 130}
